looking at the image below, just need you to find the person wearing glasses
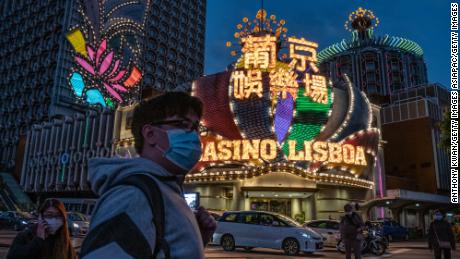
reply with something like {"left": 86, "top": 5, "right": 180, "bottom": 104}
{"left": 7, "top": 199, "right": 76, "bottom": 259}
{"left": 80, "top": 92, "right": 215, "bottom": 259}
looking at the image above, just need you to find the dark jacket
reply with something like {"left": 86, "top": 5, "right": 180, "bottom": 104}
{"left": 7, "top": 225, "right": 45, "bottom": 259}
{"left": 428, "top": 220, "right": 456, "bottom": 250}
{"left": 340, "top": 212, "right": 364, "bottom": 240}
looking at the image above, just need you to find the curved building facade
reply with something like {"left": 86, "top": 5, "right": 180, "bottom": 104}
{"left": 111, "top": 10, "right": 385, "bottom": 220}
{"left": 318, "top": 8, "right": 428, "bottom": 105}
{"left": 317, "top": 8, "right": 454, "bottom": 229}
{"left": 183, "top": 71, "right": 382, "bottom": 220}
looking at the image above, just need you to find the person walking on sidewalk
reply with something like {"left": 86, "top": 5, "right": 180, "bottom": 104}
{"left": 7, "top": 198, "right": 76, "bottom": 259}
{"left": 80, "top": 92, "right": 216, "bottom": 259}
{"left": 340, "top": 203, "right": 364, "bottom": 259}
{"left": 428, "top": 210, "right": 456, "bottom": 259}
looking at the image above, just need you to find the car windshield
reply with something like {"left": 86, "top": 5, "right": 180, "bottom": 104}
{"left": 69, "top": 213, "right": 87, "bottom": 221}
{"left": 276, "top": 214, "right": 301, "bottom": 227}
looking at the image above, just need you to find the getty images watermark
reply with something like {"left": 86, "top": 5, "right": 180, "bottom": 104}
{"left": 451, "top": 3, "right": 459, "bottom": 204}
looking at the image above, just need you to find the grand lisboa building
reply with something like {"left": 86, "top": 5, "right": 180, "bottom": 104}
{"left": 115, "top": 9, "right": 384, "bottom": 221}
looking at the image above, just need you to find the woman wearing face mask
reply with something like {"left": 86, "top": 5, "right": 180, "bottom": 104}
{"left": 7, "top": 198, "right": 76, "bottom": 259}
{"left": 428, "top": 210, "right": 456, "bottom": 259}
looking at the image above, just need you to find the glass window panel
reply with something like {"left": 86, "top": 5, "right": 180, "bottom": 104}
{"left": 392, "top": 107, "right": 401, "bottom": 121}
{"left": 260, "top": 214, "right": 275, "bottom": 226}
{"left": 242, "top": 212, "right": 259, "bottom": 225}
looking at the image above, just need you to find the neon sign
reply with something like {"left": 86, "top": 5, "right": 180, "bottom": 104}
{"left": 65, "top": 1, "right": 147, "bottom": 108}
{"left": 201, "top": 139, "right": 367, "bottom": 166}
{"left": 192, "top": 9, "right": 379, "bottom": 175}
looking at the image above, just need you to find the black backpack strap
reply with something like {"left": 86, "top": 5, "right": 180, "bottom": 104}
{"left": 345, "top": 214, "right": 358, "bottom": 227}
{"left": 115, "top": 174, "right": 171, "bottom": 259}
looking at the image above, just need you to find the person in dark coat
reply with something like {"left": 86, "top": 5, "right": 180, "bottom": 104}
{"left": 340, "top": 203, "right": 364, "bottom": 259}
{"left": 7, "top": 198, "right": 76, "bottom": 259}
{"left": 428, "top": 210, "right": 456, "bottom": 259}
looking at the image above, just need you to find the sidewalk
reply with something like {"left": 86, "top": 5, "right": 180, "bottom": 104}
{"left": 0, "top": 230, "right": 83, "bottom": 249}
{"left": 390, "top": 240, "right": 429, "bottom": 250}
{"left": 0, "top": 230, "right": 17, "bottom": 247}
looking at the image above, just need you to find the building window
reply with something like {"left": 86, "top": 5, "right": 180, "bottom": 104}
{"left": 156, "top": 67, "right": 166, "bottom": 77}
{"left": 337, "top": 55, "right": 352, "bottom": 81}
{"left": 387, "top": 52, "right": 404, "bottom": 91}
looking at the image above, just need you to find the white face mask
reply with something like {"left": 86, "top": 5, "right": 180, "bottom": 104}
{"left": 45, "top": 218, "right": 63, "bottom": 234}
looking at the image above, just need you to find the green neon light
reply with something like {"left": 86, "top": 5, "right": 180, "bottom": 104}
{"left": 318, "top": 34, "right": 424, "bottom": 64}
{"left": 282, "top": 87, "right": 332, "bottom": 154}
{"left": 106, "top": 98, "right": 114, "bottom": 108}
{"left": 60, "top": 166, "right": 65, "bottom": 182}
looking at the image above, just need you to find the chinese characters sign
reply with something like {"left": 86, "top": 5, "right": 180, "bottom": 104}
{"left": 230, "top": 35, "right": 328, "bottom": 104}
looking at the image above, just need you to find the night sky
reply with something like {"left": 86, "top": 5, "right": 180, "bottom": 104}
{"left": 204, "top": 0, "right": 451, "bottom": 87}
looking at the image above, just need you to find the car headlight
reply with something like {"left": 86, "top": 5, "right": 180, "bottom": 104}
{"left": 20, "top": 220, "right": 27, "bottom": 225}
{"left": 72, "top": 223, "right": 79, "bottom": 228}
{"left": 301, "top": 233, "right": 311, "bottom": 239}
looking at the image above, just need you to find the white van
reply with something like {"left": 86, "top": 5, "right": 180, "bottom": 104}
{"left": 212, "top": 211, "right": 324, "bottom": 256}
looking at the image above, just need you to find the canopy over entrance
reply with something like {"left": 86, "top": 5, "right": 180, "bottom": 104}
{"left": 361, "top": 189, "right": 458, "bottom": 219}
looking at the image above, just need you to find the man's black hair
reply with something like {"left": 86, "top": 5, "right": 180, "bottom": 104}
{"left": 131, "top": 92, "right": 203, "bottom": 153}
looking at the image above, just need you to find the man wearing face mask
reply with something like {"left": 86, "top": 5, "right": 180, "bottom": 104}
{"left": 80, "top": 92, "right": 216, "bottom": 259}
{"left": 428, "top": 210, "right": 456, "bottom": 259}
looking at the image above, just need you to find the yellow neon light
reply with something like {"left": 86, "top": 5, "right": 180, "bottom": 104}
{"left": 66, "top": 29, "right": 88, "bottom": 58}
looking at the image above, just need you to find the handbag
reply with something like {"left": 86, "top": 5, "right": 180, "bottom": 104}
{"left": 433, "top": 225, "right": 452, "bottom": 249}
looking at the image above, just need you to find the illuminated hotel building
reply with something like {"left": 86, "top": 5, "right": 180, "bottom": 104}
{"left": 142, "top": 0, "right": 206, "bottom": 92}
{"left": 0, "top": 0, "right": 77, "bottom": 172}
{"left": 318, "top": 7, "right": 453, "bottom": 229}
{"left": 318, "top": 8, "right": 427, "bottom": 105}
{"left": 113, "top": 9, "right": 384, "bottom": 220}
{"left": 15, "top": 1, "right": 206, "bottom": 200}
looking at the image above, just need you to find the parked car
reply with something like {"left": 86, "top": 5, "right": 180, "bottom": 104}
{"left": 303, "top": 220, "right": 340, "bottom": 246}
{"left": 208, "top": 210, "right": 224, "bottom": 221}
{"left": 0, "top": 211, "right": 35, "bottom": 231}
{"left": 371, "top": 220, "right": 408, "bottom": 240}
{"left": 212, "top": 211, "right": 324, "bottom": 256}
{"left": 67, "top": 211, "right": 89, "bottom": 236}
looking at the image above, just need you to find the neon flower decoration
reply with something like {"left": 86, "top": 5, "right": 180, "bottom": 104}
{"left": 66, "top": 28, "right": 142, "bottom": 108}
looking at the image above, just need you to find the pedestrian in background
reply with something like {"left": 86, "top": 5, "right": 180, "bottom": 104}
{"left": 428, "top": 210, "right": 456, "bottom": 259}
{"left": 340, "top": 203, "right": 364, "bottom": 259}
{"left": 7, "top": 198, "right": 76, "bottom": 259}
{"left": 80, "top": 92, "right": 216, "bottom": 259}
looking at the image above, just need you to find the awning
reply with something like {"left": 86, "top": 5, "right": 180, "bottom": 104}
{"left": 361, "top": 189, "right": 458, "bottom": 212}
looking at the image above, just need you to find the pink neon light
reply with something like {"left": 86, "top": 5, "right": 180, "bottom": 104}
{"left": 111, "top": 84, "right": 127, "bottom": 92}
{"left": 109, "top": 69, "right": 126, "bottom": 82}
{"left": 103, "top": 82, "right": 122, "bottom": 102}
{"left": 96, "top": 39, "right": 107, "bottom": 67}
{"left": 99, "top": 52, "right": 114, "bottom": 75}
{"left": 75, "top": 56, "right": 95, "bottom": 75}
{"left": 70, "top": 33, "right": 143, "bottom": 105}
{"left": 87, "top": 46, "right": 95, "bottom": 61}
{"left": 108, "top": 60, "right": 120, "bottom": 77}
{"left": 376, "top": 157, "right": 385, "bottom": 218}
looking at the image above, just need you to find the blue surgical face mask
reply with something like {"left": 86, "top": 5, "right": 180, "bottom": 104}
{"left": 155, "top": 129, "right": 202, "bottom": 171}
{"left": 435, "top": 214, "right": 443, "bottom": 221}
